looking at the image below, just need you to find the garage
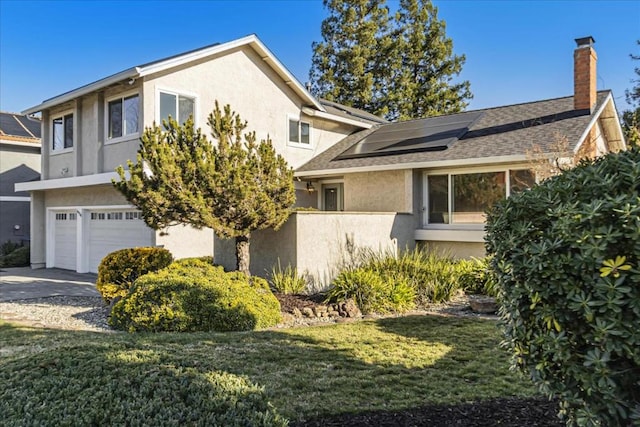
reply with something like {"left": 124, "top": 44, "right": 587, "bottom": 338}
{"left": 87, "top": 210, "right": 154, "bottom": 273}
{"left": 53, "top": 211, "right": 77, "bottom": 270}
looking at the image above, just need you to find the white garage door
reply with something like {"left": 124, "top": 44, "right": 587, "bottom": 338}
{"left": 87, "top": 210, "right": 154, "bottom": 273}
{"left": 53, "top": 211, "right": 77, "bottom": 270}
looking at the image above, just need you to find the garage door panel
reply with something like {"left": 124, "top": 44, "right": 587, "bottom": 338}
{"left": 53, "top": 212, "right": 77, "bottom": 270}
{"left": 88, "top": 210, "right": 153, "bottom": 272}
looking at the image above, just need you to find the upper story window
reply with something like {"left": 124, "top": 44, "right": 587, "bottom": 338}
{"left": 52, "top": 113, "right": 73, "bottom": 152}
{"left": 108, "top": 94, "right": 139, "bottom": 139}
{"left": 425, "top": 169, "right": 535, "bottom": 225}
{"left": 288, "top": 117, "right": 310, "bottom": 145}
{"left": 159, "top": 90, "right": 195, "bottom": 125}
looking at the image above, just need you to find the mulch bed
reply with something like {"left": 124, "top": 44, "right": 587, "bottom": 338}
{"left": 293, "top": 397, "right": 563, "bottom": 427}
{"left": 275, "top": 293, "right": 327, "bottom": 314}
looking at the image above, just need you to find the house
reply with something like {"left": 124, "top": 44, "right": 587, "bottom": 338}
{"left": 17, "top": 35, "right": 625, "bottom": 286}
{"left": 213, "top": 36, "right": 626, "bottom": 288}
{"left": 16, "top": 35, "right": 384, "bottom": 273}
{"left": 0, "top": 112, "right": 41, "bottom": 246}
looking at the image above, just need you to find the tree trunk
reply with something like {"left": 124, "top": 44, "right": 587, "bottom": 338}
{"left": 235, "top": 234, "right": 251, "bottom": 276}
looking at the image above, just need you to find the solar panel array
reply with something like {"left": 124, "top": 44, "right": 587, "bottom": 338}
{"left": 335, "top": 111, "right": 484, "bottom": 160}
{"left": 0, "top": 113, "right": 41, "bottom": 139}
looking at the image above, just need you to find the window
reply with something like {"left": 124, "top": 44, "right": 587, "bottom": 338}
{"left": 426, "top": 170, "right": 535, "bottom": 225}
{"left": 52, "top": 113, "right": 73, "bottom": 151}
{"left": 108, "top": 94, "right": 139, "bottom": 139}
{"left": 159, "top": 91, "right": 195, "bottom": 124}
{"left": 288, "top": 118, "right": 310, "bottom": 145}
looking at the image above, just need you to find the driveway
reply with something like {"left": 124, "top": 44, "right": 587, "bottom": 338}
{"left": 0, "top": 267, "right": 99, "bottom": 302}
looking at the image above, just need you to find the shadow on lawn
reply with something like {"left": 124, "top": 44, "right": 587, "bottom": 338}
{"left": 0, "top": 316, "right": 559, "bottom": 426}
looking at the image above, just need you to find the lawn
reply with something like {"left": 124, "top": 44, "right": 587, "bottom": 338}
{"left": 0, "top": 314, "right": 539, "bottom": 425}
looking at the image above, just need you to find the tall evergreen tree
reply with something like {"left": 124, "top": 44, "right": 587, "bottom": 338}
{"left": 113, "top": 102, "right": 295, "bottom": 276}
{"left": 309, "top": 0, "right": 472, "bottom": 121}
{"left": 622, "top": 40, "right": 639, "bottom": 146}
{"left": 309, "top": 0, "right": 394, "bottom": 117}
{"left": 390, "top": 0, "right": 471, "bottom": 121}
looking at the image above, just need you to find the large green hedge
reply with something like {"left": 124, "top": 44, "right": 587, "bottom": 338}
{"left": 486, "top": 147, "right": 640, "bottom": 426}
{"left": 110, "top": 261, "right": 281, "bottom": 332}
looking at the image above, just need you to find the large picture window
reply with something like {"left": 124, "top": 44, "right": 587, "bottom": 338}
{"left": 108, "top": 94, "right": 139, "bottom": 139}
{"left": 426, "top": 170, "right": 535, "bottom": 225}
{"left": 52, "top": 113, "right": 73, "bottom": 151}
{"left": 159, "top": 91, "right": 195, "bottom": 125}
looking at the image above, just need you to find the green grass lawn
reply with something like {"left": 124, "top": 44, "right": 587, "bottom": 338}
{"left": 0, "top": 315, "right": 538, "bottom": 425}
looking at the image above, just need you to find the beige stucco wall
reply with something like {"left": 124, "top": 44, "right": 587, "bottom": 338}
{"left": 30, "top": 191, "right": 46, "bottom": 268}
{"left": 142, "top": 45, "right": 355, "bottom": 169}
{"left": 157, "top": 223, "right": 214, "bottom": 260}
{"left": 344, "top": 170, "right": 413, "bottom": 212}
{"left": 0, "top": 144, "right": 40, "bottom": 174}
{"left": 44, "top": 185, "right": 129, "bottom": 207}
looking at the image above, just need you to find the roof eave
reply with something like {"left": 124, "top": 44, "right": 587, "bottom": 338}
{"left": 21, "top": 67, "right": 141, "bottom": 115}
{"left": 295, "top": 154, "right": 530, "bottom": 178}
{"left": 573, "top": 92, "right": 625, "bottom": 154}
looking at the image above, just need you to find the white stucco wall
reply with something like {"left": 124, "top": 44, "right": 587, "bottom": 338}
{"left": 142, "top": 45, "right": 356, "bottom": 169}
{"left": 156, "top": 223, "right": 214, "bottom": 260}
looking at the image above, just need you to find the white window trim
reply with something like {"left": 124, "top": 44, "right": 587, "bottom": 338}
{"left": 422, "top": 167, "right": 537, "bottom": 228}
{"left": 287, "top": 113, "right": 313, "bottom": 150}
{"left": 104, "top": 90, "right": 141, "bottom": 145}
{"left": 50, "top": 108, "right": 75, "bottom": 155}
{"left": 155, "top": 85, "right": 199, "bottom": 128}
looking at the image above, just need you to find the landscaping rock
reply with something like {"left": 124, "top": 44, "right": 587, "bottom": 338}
{"left": 301, "top": 307, "right": 314, "bottom": 318}
{"left": 339, "top": 299, "right": 362, "bottom": 318}
{"left": 469, "top": 296, "right": 498, "bottom": 314}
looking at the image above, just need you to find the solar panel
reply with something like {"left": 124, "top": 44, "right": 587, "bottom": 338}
{"left": 335, "top": 111, "right": 484, "bottom": 160}
{"left": 16, "top": 116, "right": 41, "bottom": 138}
{"left": 0, "top": 113, "right": 32, "bottom": 138}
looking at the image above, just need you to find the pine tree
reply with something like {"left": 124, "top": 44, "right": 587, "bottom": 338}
{"left": 623, "top": 40, "right": 639, "bottom": 147}
{"left": 113, "top": 102, "right": 295, "bottom": 275}
{"left": 309, "top": 0, "right": 394, "bottom": 117}
{"left": 390, "top": 0, "right": 471, "bottom": 121}
{"left": 309, "top": 0, "right": 472, "bottom": 121}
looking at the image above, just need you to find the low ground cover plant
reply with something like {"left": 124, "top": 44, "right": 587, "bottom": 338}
{"left": 96, "top": 247, "right": 173, "bottom": 303}
{"left": 110, "top": 260, "right": 281, "bottom": 332}
{"left": 486, "top": 147, "right": 640, "bottom": 426}
{"left": 0, "top": 315, "right": 539, "bottom": 425}
{"left": 269, "top": 260, "right": 307, "bottom": 294}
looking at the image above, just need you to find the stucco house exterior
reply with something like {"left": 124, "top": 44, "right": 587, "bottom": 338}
{"left": 213, "top": 36, "right": 626, "bottom": 288}
{"left": 0, "top": 112, "right": 41, "bottom": 245}
{"left": 17, "top": 35, "right": 626, "bottom": 288}
{"left": 16, "top": 35, "right": 384, "bottom": 273}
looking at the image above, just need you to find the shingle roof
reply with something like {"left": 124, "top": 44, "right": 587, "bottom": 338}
{"left": 0, "top": 112, "right": 41, "bottom": 143}
{"left": 297, "top": 91, "right": 610, "bottom": 174}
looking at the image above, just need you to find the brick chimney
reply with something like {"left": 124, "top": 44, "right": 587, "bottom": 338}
{"left": 574, "top": 36, "right": 597, "bottom": 111}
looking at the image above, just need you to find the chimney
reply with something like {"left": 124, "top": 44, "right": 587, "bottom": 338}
{"left": 574, "top": 36, "right": 597, "bottom": 111}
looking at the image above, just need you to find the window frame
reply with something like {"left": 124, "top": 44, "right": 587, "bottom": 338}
{"left": 155, "top": 86, "right": 198, "bottom": 127}
{"left": 50, "top": 110, "right": 74, "bottom": 154}
{"left": 423, "top": 167, "right": 537, "bottom": 228}
{"left": 105, "top": 91, "right": 141, "bottom": 145}
{"left": 287, "top": 114, "right": 312, "bottom": 149}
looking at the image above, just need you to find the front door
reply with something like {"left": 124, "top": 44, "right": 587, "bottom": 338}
{"left": 324, "top": 186, "right": 338, "bottom": 211}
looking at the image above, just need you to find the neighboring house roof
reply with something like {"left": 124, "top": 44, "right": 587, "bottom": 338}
{"left": 0, "top": 112, "right": 41, "bottom": 144}
{"left": 21, "top": 35, "right": 371, "bottom": 130}
{"left": 296, "top": 91, "right": 623, "bottom": 176}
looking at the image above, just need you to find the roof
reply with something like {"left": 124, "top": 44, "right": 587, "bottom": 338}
{"left": 319, "top": 99, "right": 388, "bottom": 126}
{"left": 0, "top": 112, "right": 41, "bottom": 144}
{"left": 296, "top": 91, "right": 613, "bottom": 176}
{"left": 23, "top": 35, "right": 325, "bottom": 115}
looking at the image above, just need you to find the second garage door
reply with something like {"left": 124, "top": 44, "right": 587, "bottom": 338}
{"left": 87, "top": 210, "right": 154, "bottom": 273}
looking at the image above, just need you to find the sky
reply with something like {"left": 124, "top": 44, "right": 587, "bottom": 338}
{"left": 1, "top": 0, "right": 638, "bottom": 116}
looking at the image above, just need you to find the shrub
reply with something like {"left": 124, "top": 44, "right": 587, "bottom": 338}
{"left": 0, "top": 245, "right": 29, "bottom": 267}
{"left": 485, "top": 147, "right": 640, "bottom": 426}
{"left": 269, "top": 261, "right": 307, "bottom": 294}
{"left": 326, "top": 267, "right": 415, "bottom": 314}
{"left": 457, "top": 257, "right": 498, "bottom": 297}
{"left": 96, "top": 247, "right": 173, "bottom": 303}
{"left": 110, "top": 262, "right": 281, "bottom": 332}
{"left": 0, "top": 240, "right": 21, "bottom": 256}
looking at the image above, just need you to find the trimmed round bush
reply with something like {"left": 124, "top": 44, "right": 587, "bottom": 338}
{"left": 96, "top": 247, "right": 173, "bottom": 303}
{"left": 109, "top": 263, "right": 282, "bottom": 332}
{"left": 485, "top": 147, "right": 640, "bottom": 426}
{"left": 0, "top": 346, "right": 287, "bottom": 426}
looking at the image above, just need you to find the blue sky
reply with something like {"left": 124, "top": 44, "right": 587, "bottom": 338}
{"left": 1, "top": 0, "right": 638, "bottom": 116}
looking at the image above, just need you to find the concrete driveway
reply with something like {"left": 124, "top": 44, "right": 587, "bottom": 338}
{"left": 0, "top": 267, "right": 99, "bottom": 302}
